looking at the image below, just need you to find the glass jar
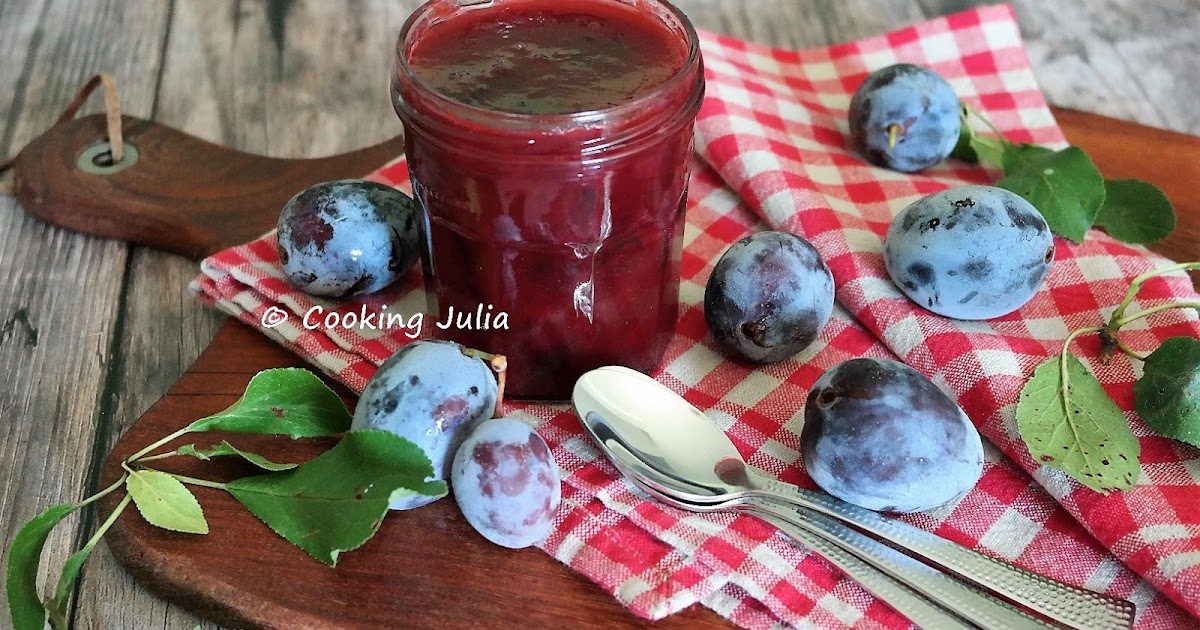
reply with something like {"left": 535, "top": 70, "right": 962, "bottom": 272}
{"left": 391, "top": 0, "right": 704, "bottom": 399}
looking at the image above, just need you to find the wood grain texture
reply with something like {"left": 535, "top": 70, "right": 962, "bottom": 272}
{"left": 0, "top": 1, "right": 1196, "bottom": 629}
{"left": 13, "top": 114, "right": 406, "bottom": 258}
{"left": 70, "top": 2, "right": 427, "bottom": 628}
{"left": 0, "top": 0, "right": 169, "bottom": 627}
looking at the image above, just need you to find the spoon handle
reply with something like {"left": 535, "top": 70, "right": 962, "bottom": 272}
{"left": 742, "top": 498, "right": 1054, "bottom": 630}
{"left": 748, "top": 511, "right": 974, "bottom": 630}
{"left": 749, "top": 472, "right": 1136, "bottom": 630}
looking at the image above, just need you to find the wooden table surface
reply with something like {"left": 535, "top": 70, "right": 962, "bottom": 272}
{"left": 1, "top": 1, "right": 1197, "bottom": 628}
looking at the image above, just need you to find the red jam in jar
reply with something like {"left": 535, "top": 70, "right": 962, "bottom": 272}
{"left": 392, "top": 0, "right": 704, "bottom": 399}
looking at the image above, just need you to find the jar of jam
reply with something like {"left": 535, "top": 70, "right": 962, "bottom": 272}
{"left": 392, "top": 0, "right": 704, "bottom": 399}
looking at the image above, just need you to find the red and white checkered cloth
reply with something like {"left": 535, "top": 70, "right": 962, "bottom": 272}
{"left": 191, "top": 5, "right": 1200, "bottom": 628}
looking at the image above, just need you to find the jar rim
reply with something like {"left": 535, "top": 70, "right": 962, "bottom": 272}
{"left": 393, "top": 0, "right": 702, "bottom": 133}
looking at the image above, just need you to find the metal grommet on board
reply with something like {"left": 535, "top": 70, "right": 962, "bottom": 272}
{"left": 77, "top": 141, "right": 138, "bottom": 175}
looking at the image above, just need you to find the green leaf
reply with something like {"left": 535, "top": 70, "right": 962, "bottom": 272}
{"left": 227, "top": 431, "right": 446, "bottom": 567}
{"left": 998, "top": 145, "right": 1106, "bottom": 242}
{"left": 1017, "top": 356, "right": 1141, "bottom": 493}
{"left": 1095, "top": 179, "right": 1176, "bottom": 245}
{"left": 6, "top": 503, "right": 79, "bottom": 630}
{"left": 1135, "top": 337, "right": 1200, "bottom": 446}
{"left": 1000, "top": 143, "right": 1055, "bottom": 173}
{"left": 187, "top": 368, "right": 351, "bottom": 438}
{"left": 177, "top": 442, "right": 297, "bottom": 471}
{"left": 951, "top": 121, "right": 978, "bottom": 163}
{"left": 969, "top": 134, "right": 1008, "bottom": 169}
{"left": 48, "top": 547, "right": 89, "bottom": 625}
{"left": 125, "top": 470, "right": 209, "bottom": 534}
{"left": 47, "top": 494, "right": 132, "bottom": 626}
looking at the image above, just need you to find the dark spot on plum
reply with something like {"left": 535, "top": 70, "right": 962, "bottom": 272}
{"left": 433, "top": 395, "right": 471, "bottom": 428}
{"left": 906, "top": 261, "right": 935, "bottom": 287}
{"left": 815, "top": 387, "right": 841, "bottom": 408}
{"left": 474, "top": 439, "right": 534, "bottom": 498}
{"left": 340, "top": 274, "right": 375, "bottom": 299}
{"left": 870, "top": 67, "right": 902, "bottom": 90}
{"left": 289, "top": 210, "right": 336, "bottom": 251}
{"left": 1044, "top": 246, "right": 1055, "bottom": 264}
{"left": 388, "top": 226, "right": 406, "bottom": 271}
{"left": 952, "top": 197, "right": 975, "bottom": 209}
{"left": 742, "top": 320, "right": 768, "bottom": 347}
{"left": 902, "top": 280, "right": 919, "bottom": 291}
{"left": 925, "top": 218, "right": 940, "bottom": 231}
{"left": 1006, "top": 202, "right": 1045, "bottom": 232}
{"left": 277, "top": 245, "right": 290, "bottom": 265}
{"left": 469, "top": 385, "right": 479, "bottom": 395}
{"left": 962, "top": 259, "right": 993, "bottom": 281}
{"left": 409, "top": 374, "right": 420, "bottom": 386}
{"left": 957, "top": 291, "right": 979, "bottom": 304}
{"left": 1027, "top": 270, "right": 1046, "bottom": 290}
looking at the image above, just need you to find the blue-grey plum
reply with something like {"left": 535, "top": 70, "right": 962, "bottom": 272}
{"left": 884, "top": 185, "right": 1054, "bottom": 320}
{"left": 704, "top": 231, "right": 835, "bottom": 363}
{"left": 848, "top": 63, "right": 961, "bottom": 172}
{"left": 276, "top": 179, "right": 420, "bottom": 298}
{"left": 451, "top": 416, "right": 561, "bottom": 549}
{"left": 352, "top": 339, "right": 497, "bottom": 510}
{"left": 801, "top": 358, "right": 983, "bottom": 513}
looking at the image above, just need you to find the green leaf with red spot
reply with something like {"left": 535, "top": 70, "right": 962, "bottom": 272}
{"left": 187, "top": 368, "right": 351, "bottom": 438}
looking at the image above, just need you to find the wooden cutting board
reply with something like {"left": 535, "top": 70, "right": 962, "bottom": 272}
{"left": 11, "top": 108, "right": 1195, "bottom": 629}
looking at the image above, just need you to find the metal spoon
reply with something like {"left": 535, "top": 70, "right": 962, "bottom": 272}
{"left": 602, "top": 433, "right": 1049, "bottom": 629}
{"left": 610, "top": 459, "right": 975, "bottom": 629}
{"left": 571, "top": 365, "right": 1136, "bottom": 630}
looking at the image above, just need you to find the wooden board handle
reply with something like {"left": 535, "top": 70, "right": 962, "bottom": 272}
{"left": 11, "top": 113, "right": 405, "bottom": 259}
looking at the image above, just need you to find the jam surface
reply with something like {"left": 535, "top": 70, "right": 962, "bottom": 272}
{"left": 408, "top": 0, "right": 686, "bottom": 114}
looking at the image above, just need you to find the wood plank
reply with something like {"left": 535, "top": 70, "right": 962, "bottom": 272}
{"left": 999, "top": 0, "right": 1200, "bottom": 135}
{"left": 70, "top": 1, "right": 423, "bottom": 628}
{"left": 0, "top": 0, "right": 171, "bottom": 624}
{"left": 0, "top": 0, "right": 51, "bottom": 148}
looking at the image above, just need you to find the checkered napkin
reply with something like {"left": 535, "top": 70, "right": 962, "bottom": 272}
{"left": 191, "top": 5, "right": 1200, "bottom": 628}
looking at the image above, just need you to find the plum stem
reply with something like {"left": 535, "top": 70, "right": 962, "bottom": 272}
{"left": 1115, "top": 339, "right": 1149, "bottom": 363}
{"left": 887, "top": 123, "right": 900, "bottom": 148}
{"left": 489, "top": 356, "right": 507, "bottom": 418}
{"left": 1112, "top": 302, "right": 1200, "bottom": 329}
{"left": 463, "top": 347, "right": 508, "bottom": 417}
{"left": 125, "top": 424, "right": 195, "bottom": 464}
{"left": 165, "top": 473, "right": 229, "bottom": 491}
{"left": 1108, "top": 262, "right": 1200, "bottom": 326}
